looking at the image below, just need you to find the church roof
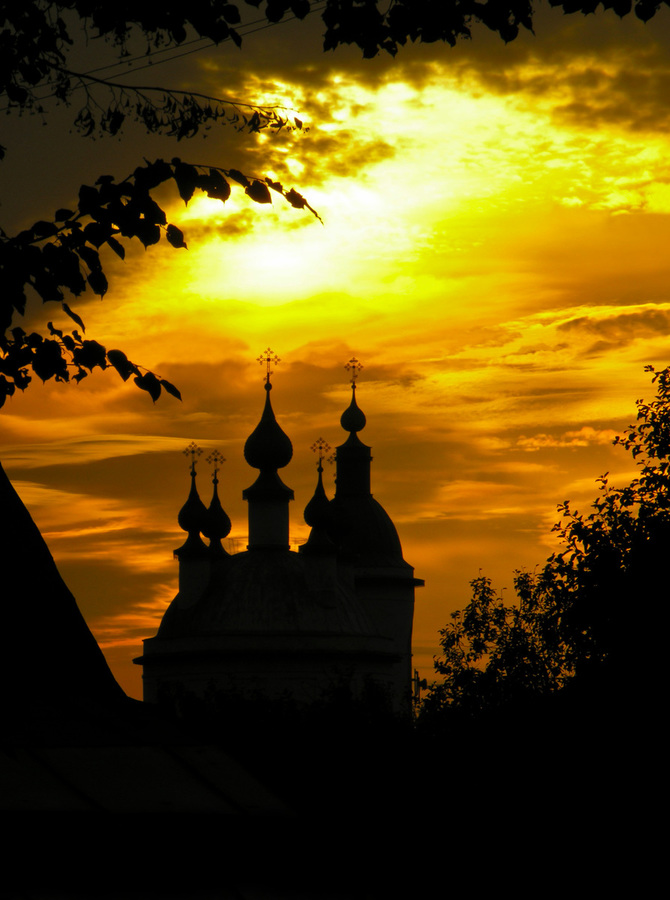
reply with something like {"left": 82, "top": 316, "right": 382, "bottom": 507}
{"left": 0, "top": 461, "right": 124, "bottom": 706}
{"left": 156, "top": 547, "right": 381, "bottom": 641}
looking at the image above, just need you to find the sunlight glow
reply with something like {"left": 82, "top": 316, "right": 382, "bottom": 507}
{"left": 10, "top": 39, "right": 670, "bottom": 698}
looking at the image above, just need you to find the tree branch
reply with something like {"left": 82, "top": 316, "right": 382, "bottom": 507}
{"left": 0, "top": 158, "right": 320, "bottom": 406}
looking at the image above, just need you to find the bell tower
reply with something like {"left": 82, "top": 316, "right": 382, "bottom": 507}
{"left": 328, "top": 358, "right": 423, "bottom": 711}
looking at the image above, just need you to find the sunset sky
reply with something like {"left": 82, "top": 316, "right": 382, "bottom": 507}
{"left": 3, "top": 4, "right": 670, "bottom": 699}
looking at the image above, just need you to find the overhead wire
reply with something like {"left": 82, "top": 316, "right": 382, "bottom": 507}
{"left": 87, "top": 2, "right": 328, "bottom": 82}
{"left": 4, "top": 2, "right": 329, "bottom": 109}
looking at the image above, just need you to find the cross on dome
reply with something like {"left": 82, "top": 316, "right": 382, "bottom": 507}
{"left": 207, "top": 449, "right": 226, "bottom": 484}
{"left": 183, "top": 441, "right": 202, "bottom": 476}
{"left": 340, "top": 357, "right": 366, "bottom": 435}
{"left": 345, "top": 357, "right": 363, "bottom": 386}
{"left": 310, "top": 437, "right": 331, "bottom": 471}
{"left": 257, "top": 347, "right": 281, "bottom": 385}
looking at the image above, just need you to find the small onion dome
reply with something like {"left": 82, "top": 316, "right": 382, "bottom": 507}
{"left": 301, "top": 462, "right": 335, "bottom": 555}
{"left": 304, "top": 463, "right": 330, "bottom": 529}
{"left": 340, "top": 385, "right": 366, "bottom": 434}
{"left": 203, "top": 479, "right": 232, "bottom": 558}
{"left": 244, "top": 382, "right": 293, "bottom": 472}
{"left": 175, "top": 472, "right": 208, "bottom": 558}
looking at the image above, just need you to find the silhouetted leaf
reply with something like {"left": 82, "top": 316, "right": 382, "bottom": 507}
{"left": 135, "top": 222, "right": 161, "bottom": 247}
{"left": 228, "top": 169, "right": 250, "bottom": 187}
{"left": 83, "top": 221, "right": 111, "bottom": 248}
{"left": 246, "top": 180, "right": 272, "bottom": 204}
{"left": 160, "top": 378, "right": 182, "bottom": 400}
{"left": 73, "top": 340, "right": 107, "bottom": 371}
{"left": 62, "top": 303, "right": 85, "bottom": 332}
{"left": 107, "top": 236, "right": 125, "bottom": 259}
{"left": 32, "top": 338, "right": 68, "bottom": 382}
{"left": 285, "top": 188, "right": 306, "bottom": 209}
{"left": 199, "top": 169, "right": 231, "bottom": 202}
{"left": 107, "top": 349, "right": 137, "bottom": 381}
{"left": 173, "top": 161, "right": 198, "bottom": 204}
{"left": 87, "top": 270, "right": 108, "bottom": 296}
{"left": 134, "top": 371, "right": 162, "bottom": 402}
{"left": 166, "top": 224, "right": 187, "bottom": 249}
{"left": 78, "top": 245, "right": 101, "bottom": 271}
{"left": 222, "top": 4, "right": 242, "bottom": 24}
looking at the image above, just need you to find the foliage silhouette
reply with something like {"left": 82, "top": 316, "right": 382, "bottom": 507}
{"left": 3, "top": 1, "right": 665, "bottom": 121}
{"left": 0, "top": 1, "right": 308, "bottom": 144}
{"left": 0, "top": 160, "right": 318, "bottom": 407}
{"left": 420, "top": 364, "right": 669, "bottom": 722}
{"left": 320, "top": 0, "right": 666, "bottom": 57}
{"left": 0, "top": 3, "right": 319, "bottom": 405}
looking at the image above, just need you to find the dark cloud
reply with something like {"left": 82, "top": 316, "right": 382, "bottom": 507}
{"left": 558, "top": 306, "right": 670, "bottom": 352}
{"left": 442, "top": 9, "right": 670, "bottom": 134}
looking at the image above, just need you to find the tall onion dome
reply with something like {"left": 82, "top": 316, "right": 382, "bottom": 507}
{"left": 202, "top": 450, "right": 232, "bottom": 558}
{"left": 175, "top": 442, "right": 208, "bottom": 559}
{"left": 301, "top": 438, "right": 335, "bottom": 554}
{"left": 329, "top": 359, "right": 404, "bottom": 565}
{"left": 242, "top": 348, "right": 294, "bottom": 551}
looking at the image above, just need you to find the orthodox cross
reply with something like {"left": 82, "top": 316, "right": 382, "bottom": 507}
{"left": 183, "top": 441, "right": 202, "bottom": 476}
{"left": 257, "top": 347, "right": 280, "bottom": 384}
{"left": 345, "top": 357, "right": 363, "bottom": 385}
{"left": 311, "top": 437, "right": 331, "bottom": 472}
{"left": 207, "top": 449, "right": 226, "bottom": 485}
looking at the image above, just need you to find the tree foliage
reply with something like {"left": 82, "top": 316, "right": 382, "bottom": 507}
{"left": 0, "top": 3, "right": 319, "bottom": 406}
{"left": 0, "top": 158, "right": 318, "bottom": 406}
{"left": 3, "top": 2, "right": 666, "bottom": 143}
{"left": 321, "top": 0, "right": 666, "bottom": 57}
{"left": 421, "top": 364, "right": 670, "bottom": 720}
{"left": 0, "top": 2, "right": 313, "bottom": 150}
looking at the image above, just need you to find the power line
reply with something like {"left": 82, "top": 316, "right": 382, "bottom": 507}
{"left": 23, "top": 3, "right": 328, "bottom": 103}
{"left": 0, "top": 3, "right": 328, "bottom": 119}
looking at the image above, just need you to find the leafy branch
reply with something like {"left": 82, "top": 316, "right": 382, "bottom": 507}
{"left": 47, "top": 66, "right": 306, "bottom": 141}
{"left": 1, "top": 2, "right": 311, "bottom": 143}
{"left": 0, "top": 157, "right": 319, "bottom": 406}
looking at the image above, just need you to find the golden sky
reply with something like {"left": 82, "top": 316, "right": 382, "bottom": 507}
{"left": 3, "top": 6, "right": 670, "bottom": 698}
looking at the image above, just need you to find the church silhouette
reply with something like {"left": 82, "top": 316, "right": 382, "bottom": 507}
{"left": 2, "top": 353, "right": 422, "bottom": 894}
{"left": 137, "top": 353, "right": 423, "bottom": 716}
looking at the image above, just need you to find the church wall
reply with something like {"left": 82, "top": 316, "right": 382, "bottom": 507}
{"left": 142, "top": 641, "right": 399, "bottom": 711}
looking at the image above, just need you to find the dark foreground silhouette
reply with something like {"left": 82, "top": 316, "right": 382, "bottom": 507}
{"left": 1, "top": 459, "right": 641, "bottom": 897}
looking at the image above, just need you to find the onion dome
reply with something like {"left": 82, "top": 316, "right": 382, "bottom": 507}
{"left": 329, "top": 360, "right": 405, "bottom": 565}
{"left": 334, "top": 382, "right": 373, "bottom": 497}
{"left": 175, "top": 442, "right": 208, "bottom": 559}
{"left": 340, "top": 384, "right": 367, "bottom": 435}
{"left": 301, "top": 438, "right": 335, "bottom": 555}
{"left": 202, "top": 450, "right": 232, "bottom": 558}
{"left": 243, "top": 349, "right": 294, "bottom": 551}
{"left": 244, "top": 381, "right": 293, "bottom": 472}
{"left": 304, "top": 462, "right": 330, "bottom": 529}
